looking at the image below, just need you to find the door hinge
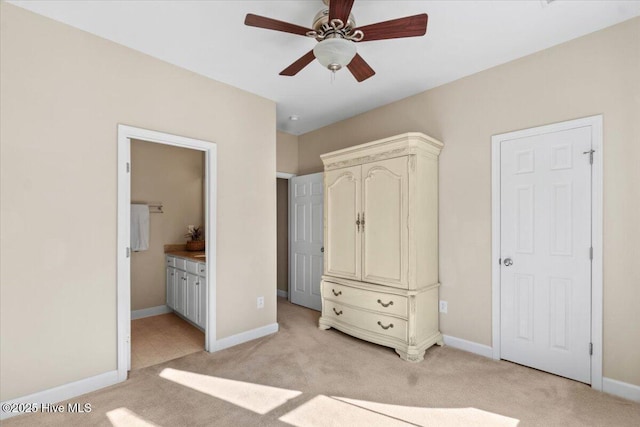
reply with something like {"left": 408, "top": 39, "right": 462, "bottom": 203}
{"left": 589, "top": 247, "right": 593, "bottom": 260}
{"left": 589, "top": 342, "right": 593, "bottom": 355}
{"left": 126, "top": 247, "right": 131, "bottom": 258}
{"left": 126, "top": 162, "right": 130, "bottom": 173}
{"left": 583, "top": 149, "right": 595, "bottom": 165}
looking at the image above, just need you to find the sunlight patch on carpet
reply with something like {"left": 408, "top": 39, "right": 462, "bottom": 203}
{"left": 279, "top": 395, "right": 520, "bottom": 427}
{"left": 106, "top": 407, "right": 160, "bottom": 427}
{"left": 333, "top": 397, "right": 520, "bottom": 426}
{"left": 159, "top": 368, "right": 302, "bottom": 414}
{"left": 280, "top": 395, "right": 412, "bottom": 426}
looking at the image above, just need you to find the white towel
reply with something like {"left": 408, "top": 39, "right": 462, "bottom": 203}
{"left": 131, "top": 204, "right": 150, "bottom": 251}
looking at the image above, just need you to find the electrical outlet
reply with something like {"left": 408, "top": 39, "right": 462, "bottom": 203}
{"left": 439, "top": 300, "right": 448, "bottom": 314}
{"left": 257, "top": 296, "right": 264, "bottom": 309}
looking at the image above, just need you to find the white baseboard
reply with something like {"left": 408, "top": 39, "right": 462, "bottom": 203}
{"left": 441, "top": 337, "right": 639, "bottom": 402}
{"left": 212, "top": 323, "right": 279, "bottom": 352}
{"left": 603, "top": 377, "right": 640, "bottom": 402}
{"left": 0, "top": 370, "right": 120, "bottom": 420}
{"left": 131, "top": 305, "right": 172, "bottom": 320}
{"left": 442, "top": 334, "right": 493, "bottom": 359}
{"left": 277, "top": 290, "right": 288, "bottom": 298}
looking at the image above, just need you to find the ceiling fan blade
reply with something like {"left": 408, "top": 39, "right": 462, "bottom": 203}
{"left": 356, "top": 14, "right": 428, "bottom": 42}
{"left": 329, "top": 0, "right": 355, "bottom": 23}
{"left": 347, "top": 54, "right": 375, "bottom": 82}
{"left": 245, "top": 13, "right": 312, "bottom": 37}
{"left": 280, "top": 50, "right": 316, "bottom": 76}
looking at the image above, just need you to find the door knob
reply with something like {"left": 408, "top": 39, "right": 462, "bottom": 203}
{"left": 504, "top": 258, "right": 513, "bottom": 267}
{"left": 321, "top": 247, "right": 324, "bottom": 253}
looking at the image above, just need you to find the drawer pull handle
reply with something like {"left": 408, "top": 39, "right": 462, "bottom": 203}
{"left": 377, "top": 299, "right": 393, "bottom": 308}
{"left": 332, "top": 289, "right": 342, "bottom": 297}
{"left": 333, "top": 308, "right": 343, "bottom": 316}
{"left": 377, "top": 321, "right": 394, "bottom": 330}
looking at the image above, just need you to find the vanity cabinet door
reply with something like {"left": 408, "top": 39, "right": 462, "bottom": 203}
{"left": 186, "top": 273, "right": 199, "bottom": 324}
{"left": 166, "top": 267, "right": 176, "bottom": 309}
{"left": 197, "top": 276, "right": 207, "bottom": 329}
{"left": 175, "top": 271, "right": 187, "bottom": 315}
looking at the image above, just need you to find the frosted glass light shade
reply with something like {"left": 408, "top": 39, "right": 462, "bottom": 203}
{"left": 313, "top": 38, "right": 357, "bottom": 72}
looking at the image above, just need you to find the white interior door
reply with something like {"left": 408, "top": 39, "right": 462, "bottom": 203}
{"left": 500, "top": 126, "right": 592, "bottom": 383}
{"left": 289, "top": 173, "right": 324, "bottom": 311}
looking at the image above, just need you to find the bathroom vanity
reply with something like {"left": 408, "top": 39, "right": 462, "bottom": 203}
{"left": 165, "top": 252, "right": 207, "bottom": 330}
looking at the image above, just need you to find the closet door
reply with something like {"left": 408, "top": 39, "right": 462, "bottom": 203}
{"left": 325, "top": 165, "right": 361, "bottom": 280}
{"left": 362, "top": 157, "right": 409, "bottom": 288}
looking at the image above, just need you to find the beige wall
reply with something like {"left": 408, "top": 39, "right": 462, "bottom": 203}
{"left": 130, "top": 140, "right": 204, "bottom": 311}
{"left": 277, "top": 179, "right": 289, "bottom": 293}
{"left": 277, "top": 131, "right": 299, "bottom": 174}
{"left": 0, "top": 3, "right": 276, "bottom": 400}
{"left": 299, "top": 18, "right": 640, "bottom": 386}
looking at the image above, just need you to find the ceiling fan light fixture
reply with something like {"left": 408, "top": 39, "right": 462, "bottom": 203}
{"left": 313, "top": 37, "right": 356, "bottom": 72}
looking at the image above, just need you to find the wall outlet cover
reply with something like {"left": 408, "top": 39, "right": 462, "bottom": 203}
{"left": 439, "top": 300, "right": 448, "bottom": 314}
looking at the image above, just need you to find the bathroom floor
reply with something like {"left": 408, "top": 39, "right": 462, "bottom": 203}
{"left": 130, "top": 313, "right": 204, "bottom": 370}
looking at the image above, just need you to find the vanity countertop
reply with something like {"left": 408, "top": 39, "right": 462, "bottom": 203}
{"left": 166, "top": 251, "right": 206, "bottom": 263}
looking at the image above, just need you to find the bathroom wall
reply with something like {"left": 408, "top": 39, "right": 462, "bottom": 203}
{"left": 130, "top": 139, "right": 204, "bottom": 311}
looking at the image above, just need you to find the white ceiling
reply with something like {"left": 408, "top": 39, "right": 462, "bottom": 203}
{"left": 9, "top": 1, "right": 640, "bottom": 134}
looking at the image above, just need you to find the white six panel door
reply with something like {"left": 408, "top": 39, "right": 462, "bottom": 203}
{"left": 500, "top": 126, "right": 592, "bottom": 383}
{"left": 290, "top": 173, "right": 324, "bottom": 311}
{"left": 325, "top": 166, "right": 361, "bottom": 281}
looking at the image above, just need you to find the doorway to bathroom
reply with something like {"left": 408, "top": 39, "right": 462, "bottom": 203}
{"left": 116, "top": 125, "right": 217, "bottom": 380}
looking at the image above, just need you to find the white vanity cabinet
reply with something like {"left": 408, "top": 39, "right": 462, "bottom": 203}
{"left": 319, "top": 132, "right": 444, "bottom": 362}
{"left": 166, "top": 255, "right": 207, "bottom": 330}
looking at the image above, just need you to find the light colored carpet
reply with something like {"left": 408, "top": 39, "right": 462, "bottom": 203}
{"left": 5, "top": 298, "right": 639, "bottom": 426}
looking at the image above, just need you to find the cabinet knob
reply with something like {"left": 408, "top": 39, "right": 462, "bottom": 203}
{"left": 332, "top": 307, "right": 343, "bottom": 316}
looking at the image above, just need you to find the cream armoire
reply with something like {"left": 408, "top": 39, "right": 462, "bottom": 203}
{"left": 318, "top": 132, "right": 444, "bottom": 362}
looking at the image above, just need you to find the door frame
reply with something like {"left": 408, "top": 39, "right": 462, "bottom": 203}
{"left": 491, "top": 115, "right": 603, "bottom": 390}
{"left": 276, "top": 171, "right": 296, "bottom": 300}
{"left": 117, "top": 124, "right": 217, "bottom": 381}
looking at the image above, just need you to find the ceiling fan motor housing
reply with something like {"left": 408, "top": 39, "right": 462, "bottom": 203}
{"left": 308, "top": 7, "right": 362, "bottom": 43}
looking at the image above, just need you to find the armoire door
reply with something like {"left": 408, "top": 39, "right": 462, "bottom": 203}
{"left": 325, "top": 165, "right": 361, "bottom": 280}
{"left": 362, "top": 157, "right": 409, "bottom": 288}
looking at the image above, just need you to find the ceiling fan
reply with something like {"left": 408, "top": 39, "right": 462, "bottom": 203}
{"left": 245, "top": 0, "right": 428, "bottom": 82}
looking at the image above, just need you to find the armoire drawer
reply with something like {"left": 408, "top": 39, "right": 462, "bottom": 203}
{"left": 322, "top": 281, "right": 408, "bottom": 318}
{"left": 324, "top": 302, "right": 407, "bottom": 342}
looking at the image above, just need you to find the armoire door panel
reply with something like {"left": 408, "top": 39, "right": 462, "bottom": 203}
{"left": 325, "top": 166, "right": 361, "bottom": 280}
{"left": 362, "top": 157, "right": 409, "bottom": 288}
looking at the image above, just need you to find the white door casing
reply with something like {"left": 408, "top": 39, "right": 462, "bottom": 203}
{"left": 289, "top": 172, "right": 324, "bottom": 311}
{"left": 117, "top": 124, "right": 217, "bottom": 381}
{"left": 492, "top": 115, "right": 603, "bottom": 389}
